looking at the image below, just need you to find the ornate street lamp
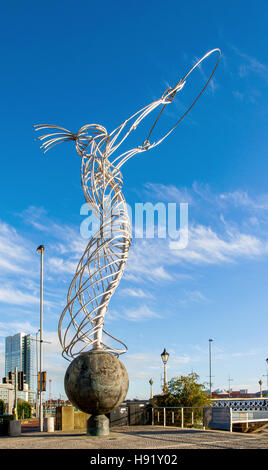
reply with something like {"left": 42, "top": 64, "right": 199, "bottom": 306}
{"left": 161, "top": 348, "right": 169, "bottom": 393}
{"left": 209, "top": 339, "right": 213, "bottom": 396}
{"left": 149, "top": 378, "right": 153, "bottom": 400}
{"left": 259, "top": 379, "right": 263, "bottom": 398}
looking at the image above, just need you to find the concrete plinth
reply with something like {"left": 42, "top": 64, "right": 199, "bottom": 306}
{"left": 74, "top": 410, "right": 91, "bottom": 430}
{"left": 87, "top": 414, "right": 109, "bottom": 436}
{"left": 8, "top": 420, "right": 21, "bottom": 436}
{"left": 55, "top": 406, "right": 74, "bottom": 431}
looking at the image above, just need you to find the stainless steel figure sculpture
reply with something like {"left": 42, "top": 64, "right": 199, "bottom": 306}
{"left": 35, "top": 49, "right": 221, "bottom": 362}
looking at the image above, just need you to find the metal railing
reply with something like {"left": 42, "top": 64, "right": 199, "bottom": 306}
{"left": 232, "top": 410, "right": 268, "bottom": 427}
{"left": 151, "top": 406, "right": 204, "bottom": 428}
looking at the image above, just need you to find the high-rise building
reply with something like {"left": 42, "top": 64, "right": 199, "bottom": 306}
{"left": 5, "top": 333, "right": 35, "bottom": 394}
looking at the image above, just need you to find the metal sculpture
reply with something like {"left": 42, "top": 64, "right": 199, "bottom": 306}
{"left": 35, "top": 49, "right": 221, "bottom": 362}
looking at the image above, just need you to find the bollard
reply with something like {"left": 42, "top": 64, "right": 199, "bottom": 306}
{"left": 44, "top": 416, "right": 55, "bottom": 432}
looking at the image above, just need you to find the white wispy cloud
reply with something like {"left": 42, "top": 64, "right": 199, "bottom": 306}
{"left": 143, "top": 182, "right": 194, "bottom": 204}
{"left": 47, "top": 257, "right": 78, "bottom": 275}
{"left": 0, "top": 321, "right": 38, "bottom": 337}
{"left": 119, "top": 287, "right": 153, "bottom": 299}
{"left": 0, "top": 222, "right": 32, "bottom": 274}
{"left": 180, "top": 289, "right": 209, "bottom": 304}
{"left": 230, "top": 46, "right": 267, "bottom": 79}
{"left": 109, "top": 305, "right": 162, "bottom": 323}
{"left": 123, "top": 305, "right": 162, "bottom": 322}
{"left": 219, "top": 190, "right": 268, "bottom": 211}
{"left": 171, "top": 223, "right": 268, "bottom": 264}
{"left": 0, "top": 286, "right": 40, "bottom": 306}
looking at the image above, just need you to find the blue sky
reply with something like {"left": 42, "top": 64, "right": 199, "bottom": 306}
{"left": 0, "top": 0, "right": 268, "bottom": 400}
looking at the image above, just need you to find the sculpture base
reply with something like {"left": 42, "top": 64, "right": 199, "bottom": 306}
{"left": 64, "top": 350, "right": 129, "bottom": 423}
{"left": 87, "top": 414, "right": 109, "bottom": 436}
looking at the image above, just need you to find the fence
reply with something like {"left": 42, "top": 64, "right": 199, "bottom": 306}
{"left": 151, "top": 406, "right": 204, "bottom": 428}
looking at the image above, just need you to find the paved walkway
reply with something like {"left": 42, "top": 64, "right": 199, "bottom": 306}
{"left": 0, "top": 426, "right": 268, "bottom": 449}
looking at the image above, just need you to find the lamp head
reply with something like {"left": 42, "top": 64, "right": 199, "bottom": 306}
{"left": 161, "top": 348, "right": 169, "bottom": 364}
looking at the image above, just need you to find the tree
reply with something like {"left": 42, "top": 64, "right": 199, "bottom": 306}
{"left": 17, "top": 400, "right": 32, "bottom": 419}
{"left": 0, "top": 399, "right": 6, "bottom": 415}
{"left": 168, "top": 373, "right": 211, "bottom": 408}
{"left": 153, "top": 372, "right": 211, "bottom": 427}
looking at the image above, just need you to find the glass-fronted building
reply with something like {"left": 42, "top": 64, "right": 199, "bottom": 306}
{"left": 5, "top": 333, "right": 35, "bottom": 395}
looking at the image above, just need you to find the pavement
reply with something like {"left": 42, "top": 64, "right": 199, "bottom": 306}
{"left": 0, "top": 425, "right": 268, "bottom": 449}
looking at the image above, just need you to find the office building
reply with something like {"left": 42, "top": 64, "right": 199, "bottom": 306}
{"left": 5, "top": 333, "right": 35, "bottom": 399}
{"left": 0, "top": 383, "right": 29, "bottom": 414}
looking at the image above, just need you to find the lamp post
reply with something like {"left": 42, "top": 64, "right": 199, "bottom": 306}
{"left": 36, "top": 244, "right": 44, "bottom": 432}
{"left": 258, "top": 379, "right": 263, "bottom": 398}
{"left": 14, "top": 367, "right": 18, "bottom": 419}
{"left": 149, "top": 378, "right": 153, "bottom": 400}
{"left": 161, "top": 348, "right": 169, "bottom": 393}
{"left": 266, "top": 358, "right": 268, "bottom": 392}
{"left": 263, "top": 358, "right": 268, "bottom": 392}
{"left": 209, "top": 339, "right": 213, "bottom": 396}
{"left": 228, "top": 374, "right": 233, "bottom": 397}
{"left": 35, "top": 328, "right": 40, "bottom": 418}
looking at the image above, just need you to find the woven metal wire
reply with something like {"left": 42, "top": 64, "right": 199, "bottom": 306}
{"left": 35, "top": 49, "right": 220, "bottom": 360}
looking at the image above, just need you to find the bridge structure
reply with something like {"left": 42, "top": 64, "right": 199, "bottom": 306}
{"left": 211, "top": 398, "right": 268, "bottom": 428}
{"left": 212, "top": 398, "right": 268, "bottom": 411}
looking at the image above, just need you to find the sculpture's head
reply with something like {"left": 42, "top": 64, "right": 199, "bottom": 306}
{"left": 34, "top": 123, "right": 109, "bottom": 159}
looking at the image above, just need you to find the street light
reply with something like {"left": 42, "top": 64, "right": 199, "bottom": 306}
{"left": 36, "top": 244, "right": 45, "bottom": 432}
{"left": 149, "top": 378, "right": 153, "bottom": 400}
{"left": 266, "top": 358, "right": 268, "bottom": 391}
{"left": 161, "top": 348, "right": 169, "bottom": 393}
{"left": 209, "top": 339, "right": 213, "bottom": 396}
{"left": 264, "top": 358, "right": 268, "bottom": 391}
{"left": 258, "top": 379, "right": 263, "bottom": 398}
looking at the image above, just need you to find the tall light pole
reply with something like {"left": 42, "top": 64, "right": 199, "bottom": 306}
{"left": 35, "top": 328, "right": 40, "bottom": 418}
{"left": 14, "top": 367, "right": 18, "bottom": 418}
{"left": 228, "top": 374, "right": 233, "bottom": 397}
{"left": 263, "top": 358, "right": 268, "bottom": 392}
{"left": 161, "top": 348, "right": 169, "bottom": 393}
{"left": 266, "top": 358, "right": 268, "bottom": 392}
{"left": 37, "top": 244, "right": 44, "bottom": 432}
{"left": 209, "top": 339, "right": 213, "bottom": 396}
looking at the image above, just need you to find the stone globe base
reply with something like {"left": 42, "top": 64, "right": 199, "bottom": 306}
{"left": 64, "top": 349, "right": 129, "bottom": 436}
{"left": 87, "top": 414, "right": 109, "bottom": 436}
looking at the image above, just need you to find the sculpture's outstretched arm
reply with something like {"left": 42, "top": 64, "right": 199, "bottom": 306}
{"left": 108, "top": 48, "right": 221, "bottom": 169}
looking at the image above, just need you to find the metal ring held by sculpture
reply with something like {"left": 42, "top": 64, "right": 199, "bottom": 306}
{"left": 145, "top": 48, "right": 221, "bottom": 147}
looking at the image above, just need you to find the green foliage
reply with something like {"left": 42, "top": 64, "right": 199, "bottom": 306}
{"left": 0, "top": 399, "right": 6, "bottom": 415}
{"left": 168, "top": 373, "right": 211, "bottom": 408}
{"left": 153, "top": 373, "right": 211, "bottom": 427}
{"left": 17, "top": 400, "right": 32, "bottom": 419}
